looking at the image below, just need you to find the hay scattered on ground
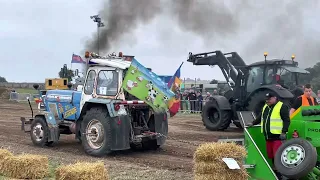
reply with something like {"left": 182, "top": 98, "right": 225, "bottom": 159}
{"left": 193, "top": 142, "right": 248, "bottom": 180}
{"left": 1, "top": 154, "right": 49, "bottom": 179}
{"left": 55, "top": 161, "right": 109, "bottom": 180}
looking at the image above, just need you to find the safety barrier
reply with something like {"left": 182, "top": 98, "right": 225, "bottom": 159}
{"left": 9, "top": 92, "right": 38, "bottom": 102}
{"left": 178, "top": 99, "right": 210, "bottom": 114}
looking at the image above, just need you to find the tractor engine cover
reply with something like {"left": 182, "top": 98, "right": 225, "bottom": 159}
{"left": 45, "top": 90, "right": 82, "bottom": 121}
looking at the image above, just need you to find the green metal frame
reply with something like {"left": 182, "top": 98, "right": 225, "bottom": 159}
{"left": 244, "top": 105, "right": 320, "bottom": 179}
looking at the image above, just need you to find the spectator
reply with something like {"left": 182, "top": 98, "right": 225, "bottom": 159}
{"left": 182, "top": 90, "right": 190, "bottom": 113}
{"left": 197, "top": 91, "right": 203, "bottom": 112}
{"left": 187, "top": 89, "right": 197, "bottom": 113}
{"left": 205, "top": 92, "right": 211, "bottom": 101}
{"left": 213, "top": 89, "right": 218, "bottom": 95}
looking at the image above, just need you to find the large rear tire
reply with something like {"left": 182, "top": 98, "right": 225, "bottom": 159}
{"left": 274, "top": 138, "right": 317, "bottom": 179}
{"left": 247, "top": 90, "right": 292, "bottom": 117}
{"left": 81, "top": 107, "right": 112, "bottom": 157}
{"left": 201, "top": 101, "right": 232, "bottom": 131}
{"left": 246, "top": 90, "right": 270, "bottom": 117}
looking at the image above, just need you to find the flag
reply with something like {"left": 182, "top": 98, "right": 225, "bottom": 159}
{"left": 167, "top": 62, "right": 183, "bottom": 89}
{"left": 167, "top": 62, "right": 184, "bottom": 117}
{"left": 71, "top": 54, "right": 86, "bottom": 64}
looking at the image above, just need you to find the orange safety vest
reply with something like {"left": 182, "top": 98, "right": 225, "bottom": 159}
{"left": 301, "top": 95, "right": 315, "bottom": 106}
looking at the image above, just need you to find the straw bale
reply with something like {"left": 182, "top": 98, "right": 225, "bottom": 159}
{"left": 194, "top": 171, "right": 248, "bottom": 180}
{"left": 0, "top": 149, "right": 13, "bottom": 174}
{"left": 1, "top": 154, "right": 49, "bottom": 179}
{"left": 193, "top": 162, "right": 249, "bottom": 180}
{"left": 193, "top": 142, "right": 247, "bottom": 163}
{"left": 55, "top": 161, "right": 109, "bottom": 180}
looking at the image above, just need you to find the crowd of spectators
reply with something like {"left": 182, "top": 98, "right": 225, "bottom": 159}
{"left": 180, "top": 89, "right": 219, "bottom": 113}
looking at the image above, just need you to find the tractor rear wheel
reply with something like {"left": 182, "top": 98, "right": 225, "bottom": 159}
{"left": 81, "top": 107, "right": 112, "bottom": 157}
{"left": 246, "top": 90, "right": 270, "bottom": 117}
{"left": 247, "top": 90, "right": 292, "bottom": 117}
{"left": 274, "top": 138, "right": 317, "bottom": 179}
{"left": 201, "top": 101, "right": 232, "bottom": 131}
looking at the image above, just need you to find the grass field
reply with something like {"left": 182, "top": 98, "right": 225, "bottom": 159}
{"left": 15, "top": 88, "right": 37, "bottom": 94}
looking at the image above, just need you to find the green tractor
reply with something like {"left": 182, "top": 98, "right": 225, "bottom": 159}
{"left": 187, "top": 51, "right": 314, "bottom": 131}
{"left": 236, "top": 105, "right": 320, "bottom": 179}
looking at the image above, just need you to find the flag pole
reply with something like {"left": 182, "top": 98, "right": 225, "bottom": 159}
{"left": 71, "top": 52, "right": 73, "bottom": 70}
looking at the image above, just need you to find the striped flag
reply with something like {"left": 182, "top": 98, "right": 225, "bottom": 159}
{"left": 71, "top": 54, "right": 86, "bottom": 64}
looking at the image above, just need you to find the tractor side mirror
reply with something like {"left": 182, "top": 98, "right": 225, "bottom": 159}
{"left": 67, "top": 83, "right": 73, "bottom": 90}
{"left": 75, "top": 69, "right": 79, "bottom": 77}
{"left": 33, "top": 84, "right": 39, "bottom": 90}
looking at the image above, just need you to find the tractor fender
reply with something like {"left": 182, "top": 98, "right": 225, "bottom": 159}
{"left": 248, "top": 85, "right": 294, "bottom": 100}
{"left": 208, "top": 95, "right": 231, "bottom": 110}
{"left": 80, "top": 98, "right": 121, "bottom": 118}
{"left": 34, "top": 112, "right": 59, "bottom": 142}
{"left": 35, "top": 111, "right": 58, "bottom": 127}
{"left": 76, "top": 98, "right": 121, "bottom": 142}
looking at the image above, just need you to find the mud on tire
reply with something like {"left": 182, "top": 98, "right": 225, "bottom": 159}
{"left": 81, "top": 107, "right": 112, "bottom": 157}
{"left": 201, "top": 101, "right": 232, "bottom": 131}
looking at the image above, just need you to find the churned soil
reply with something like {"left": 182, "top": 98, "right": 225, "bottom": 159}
{"left": 0, "top": 99, "right": 243, "bottom": 180}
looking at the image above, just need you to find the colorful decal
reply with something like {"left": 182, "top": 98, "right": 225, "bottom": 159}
{"left": 64, "top": 107, "right": 77, "bottom": 118}
{"left": 58, "top": 103, "right": 64, "bottom": 113}
{"left": 46, "top": 94, "right": 72, "bottom": 102}
{"left": 122, "top": 58, "right": 175, "bottom": 112}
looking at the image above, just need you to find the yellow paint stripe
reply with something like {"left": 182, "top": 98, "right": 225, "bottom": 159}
{"left": 290, "top": 107, "right": 301, "bottom": 120}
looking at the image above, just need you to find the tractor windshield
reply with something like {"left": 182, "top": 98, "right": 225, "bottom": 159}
{"left": 96, "top": 70, "right": 119, "bottom": 96}
{"left": 276, "top": 66, "right": 309, "bottom": 89}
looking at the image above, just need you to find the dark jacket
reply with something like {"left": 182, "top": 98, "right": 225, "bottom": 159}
{"left": 252, "top": 101, "right": 290, "bottom": 140}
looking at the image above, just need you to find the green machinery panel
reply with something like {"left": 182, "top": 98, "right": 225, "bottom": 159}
{"left": 289, "top": 105, "right": 320, "bottom": 159}
{"left": 245, "top": 126, "right": 278, "bottom": 180}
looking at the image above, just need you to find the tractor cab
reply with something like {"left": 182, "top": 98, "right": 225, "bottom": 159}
{"left": 245, "top": 53, "right": 310, "bottom": 96}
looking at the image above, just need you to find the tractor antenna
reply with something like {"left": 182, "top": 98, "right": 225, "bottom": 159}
{"left": 281, "top": 51, "right": 286, "bottom": 60}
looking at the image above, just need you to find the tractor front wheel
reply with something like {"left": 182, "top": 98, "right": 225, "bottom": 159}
{"left": 274, "top": 138, "right": 317, "bottom": 179}
{"left": 81, "top": 107, "right": 112, "bottom": 157}
{"left": 201, "top": 102, "right": 231, "bottom": 131}
{"left": 30, "top": 116, "right": 55, "bottom": 147}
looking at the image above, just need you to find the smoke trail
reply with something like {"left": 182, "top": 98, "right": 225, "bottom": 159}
{"left": 242, "top": 0, "right": 320, "bottom": 66}
{"left": 168, "top": 0, "right": 244, "bottom": 39}
{"left": 85, "top": 0, "right": 163, "bottom": 53}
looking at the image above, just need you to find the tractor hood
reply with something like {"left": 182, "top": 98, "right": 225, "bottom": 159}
{"left": 46, "top": 90, "right": 82, "bottom": 104}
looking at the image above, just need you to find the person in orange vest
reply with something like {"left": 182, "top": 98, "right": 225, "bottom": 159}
{"left": 289, "top": 84, "right": 318, "bottom": 116}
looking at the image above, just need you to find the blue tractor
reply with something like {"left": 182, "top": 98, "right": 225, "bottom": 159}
{"left": 21, "top": 52, "right": 168, "bottom": 157}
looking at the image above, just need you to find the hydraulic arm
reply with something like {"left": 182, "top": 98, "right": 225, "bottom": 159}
{"left": 187, "top": 50, "right": 246, "bottom": 84}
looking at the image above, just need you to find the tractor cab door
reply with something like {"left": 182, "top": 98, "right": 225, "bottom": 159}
{"left": 80, "top": 69, "right": 96, "bottom": 112}
{"left": 246, "top": 66, "right": 265, "bottom": 95}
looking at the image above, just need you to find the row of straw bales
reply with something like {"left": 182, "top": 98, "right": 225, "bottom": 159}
{"left": 0, "top": 149, "right": 109, "bottom": 180}
{"left": 193, "top": 142, "right": 249, "bottom": 180}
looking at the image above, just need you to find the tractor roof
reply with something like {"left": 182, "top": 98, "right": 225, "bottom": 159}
{"left": 85, "top": 51, "right": 134, "bottom": 70}
{"left": 248, "top": 59, "right": 299, "bottom": 67}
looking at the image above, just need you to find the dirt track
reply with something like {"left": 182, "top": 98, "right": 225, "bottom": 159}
{"left": 0, "top": 99, "right": 243, "bottom": 180}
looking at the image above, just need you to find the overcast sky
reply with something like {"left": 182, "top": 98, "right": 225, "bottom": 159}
{"left": 1, "top": 0, "right": 320, "bottom": 83}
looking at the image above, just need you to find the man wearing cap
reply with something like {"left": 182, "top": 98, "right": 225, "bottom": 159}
{"left": 248, "top": 92, "right": 290, "bottom": 177}
{"left": 290, "top": 84, "right": 318, "bottom": 116}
